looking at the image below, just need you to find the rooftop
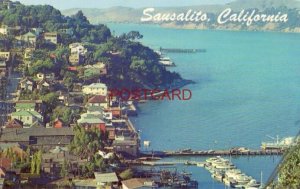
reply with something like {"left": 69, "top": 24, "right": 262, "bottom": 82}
{"left": 88, "top": 95, "right": 107, "bottom": 103}
{"left": 84, "top": 83, "right": 107, "bottom": 89}
{"left": 11, "top": 110, "right": 41, "bottom": 117}
{"left": 0, "top": 127, "right": 74, "bottom": 142}
{"left": 22, "top": 32, "right": 36, "bottom": 37}
{"left": 94, "top": 172, "right": 119, "bottom": 183}
{"left": 122, "top": 178, "right": 153, "bottom": 189}
{"left": 77, "top": 114, "right": 105, "bottom": 124}
{"left": 15, "top": 102, "right": 35, "bottom": 109}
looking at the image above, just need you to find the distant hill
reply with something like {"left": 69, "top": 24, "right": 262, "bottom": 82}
{"left": 62, "top": 0, "right": 300, "bottom": 32}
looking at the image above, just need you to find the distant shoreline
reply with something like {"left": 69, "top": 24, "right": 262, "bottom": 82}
{"left": 106, "top": 21, "right": 300, "bottom": 34}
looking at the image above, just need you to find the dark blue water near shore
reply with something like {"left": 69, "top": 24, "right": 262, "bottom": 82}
{"left": 108, "top": 23, "right": 300, "bottom": 188}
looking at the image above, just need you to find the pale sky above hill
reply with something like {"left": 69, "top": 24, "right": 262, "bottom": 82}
{"left": 17, "top": 0, "right": 234, "bottom": 10}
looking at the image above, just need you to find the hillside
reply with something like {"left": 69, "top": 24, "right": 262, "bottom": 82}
{"left": 62, "top": 0, "right": 300, "bottom": 32}
{"left": 0, "top": 2, "right": 182, "bottom": 89}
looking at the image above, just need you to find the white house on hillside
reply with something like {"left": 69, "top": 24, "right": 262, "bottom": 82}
{"left": 82, "top": 83, "right": 107, "bottom": 96}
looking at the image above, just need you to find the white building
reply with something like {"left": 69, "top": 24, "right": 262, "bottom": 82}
{"left": 82, "top": 83, "right": 107, "bottom": 96}
{"left": 69, "top": 43, "right": 87, "bottom": 55}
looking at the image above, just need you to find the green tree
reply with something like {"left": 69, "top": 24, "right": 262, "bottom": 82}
{"left": 119, "top": 169, "right": 133, "bottom": 180}
{"left": 60, "top": 160, "right": 69, "bottom": 178}
{"left": 41, "top": 92, "right": 59, "bottom": 114}
{"left": 36, "top": 150, "right": 42, "bottom": 175}
{"left": 30, "top": 153, "right": 36, "bottom": 174}
{"left": 276, "top": 142, "right": 300, "bottom": 188}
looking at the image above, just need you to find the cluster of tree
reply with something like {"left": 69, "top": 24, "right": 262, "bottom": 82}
{"left": 94, "top": 35, "right": 181, "bottom": 89}
{"left": 30, "top": 150, "right": 42, "bottom": 175}
{"left": 68, "top": 125, "right": 108, "bottom": 159}
{"left": 68, "top": 125, "right": 121, "bottom": 178}
{"left": 52, "top": 106, "right": 80, "bottom": 125}
{"left": 1, "top": 2, "right": 181, "bottom": 89}
{"left": 1, "top": 147, "right": 27, "bottom": 167}
{"left": 0, "top": 5, "right": 111, "bottom": 44}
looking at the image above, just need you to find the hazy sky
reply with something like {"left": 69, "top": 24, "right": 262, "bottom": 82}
{"left": 17, "top": 0, "right": 234, "bottom": 10}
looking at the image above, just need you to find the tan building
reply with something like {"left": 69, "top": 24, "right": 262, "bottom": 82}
{"left": 69, "top": 53, "right": 84, "bottom": 65}
{"left": 16, "top": 32, "right": 37, "bottom": 44}
{"left": 44, "top": 32, "right": 58, "bottom": 44}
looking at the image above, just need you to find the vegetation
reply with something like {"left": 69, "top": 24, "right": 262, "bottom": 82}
{"left": 30, "top": 150, "right": 42, "bottom": 175}
{"left": 68, "top": 125, "right": 107, "bottom": 159}
{"left": 274, "top": 142, "right": 300, "bottom": 188}
{"left": 119, "top": 169, "right": 134, "bottom": 180}
{"left": 52, "top": 106, "right": 79, "bottom": 125}
{"left": 0, "top": 2, "right": 182, "bottom": 90}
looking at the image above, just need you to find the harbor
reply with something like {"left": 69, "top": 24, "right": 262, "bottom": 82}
{"left": 205, "top": 156, "right": 262, "bottom": 188}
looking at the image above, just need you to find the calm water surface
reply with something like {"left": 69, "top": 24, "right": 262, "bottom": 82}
{"left": 108, "top": 23, "right": 300, "bottom": 188}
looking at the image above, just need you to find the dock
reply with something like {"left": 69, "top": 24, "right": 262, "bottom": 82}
{"left": 160, "top": 47, "right": 206, "bottom": 53}
{"left": 140, "top": 148, "right": 284, "bottom": 157}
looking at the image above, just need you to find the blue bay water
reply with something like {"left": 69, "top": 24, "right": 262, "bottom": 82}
{"left": 108, "top": 24, "right": 300, "bottom": 188}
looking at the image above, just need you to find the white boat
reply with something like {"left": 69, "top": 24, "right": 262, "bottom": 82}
{"left": 196, "top": 162, "right": 206, "bottom": 167}
{"left": 159, "top": 57, "right": 175, "bottom": 66}
{"left": 206, "top": 156, "right": 222, "bottom": 163}
{"left": 243, "top": 179, "right": 261, "bottom": 188}
{"left": 225, "top": 169, "right": 242, "bottom": 178}
{"left": 223, "top": 177, "right": 238, "bottom": 187}
{"left": 215, "top": 163, "right": 235, "bottom": 170}
{"left": 211, "top": 172, "right": 224, "bottom": 182}
{"left": 234, "top": 174, "right": 252, "bottom": 186}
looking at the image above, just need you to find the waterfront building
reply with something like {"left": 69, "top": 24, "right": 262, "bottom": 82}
{"left": 94, "top": 172, "right": 119, "bottom": 188}
{"left": 113, "top": 137, "right": 139, "bottom": 158}
{"left": 122, "top": 178, "right": 155, "bottom": 189}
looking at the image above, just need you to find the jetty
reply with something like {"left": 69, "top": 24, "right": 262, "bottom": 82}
{"left": 159, "top": 47, "right": 206, "bottom": 53}
{"left": 140, "top": 148, "right": 284, "bottom": 158}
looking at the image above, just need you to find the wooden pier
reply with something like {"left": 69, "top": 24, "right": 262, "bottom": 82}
{"left": 160, "top": 47, "right": 206, "bottom": 53}
{"left": 140, "top": 148, "right": 284, "bottom": 158}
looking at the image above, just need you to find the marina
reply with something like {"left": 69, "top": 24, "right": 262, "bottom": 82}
{"left": 205, "top": 156, "right": 262, "bottom": 188}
